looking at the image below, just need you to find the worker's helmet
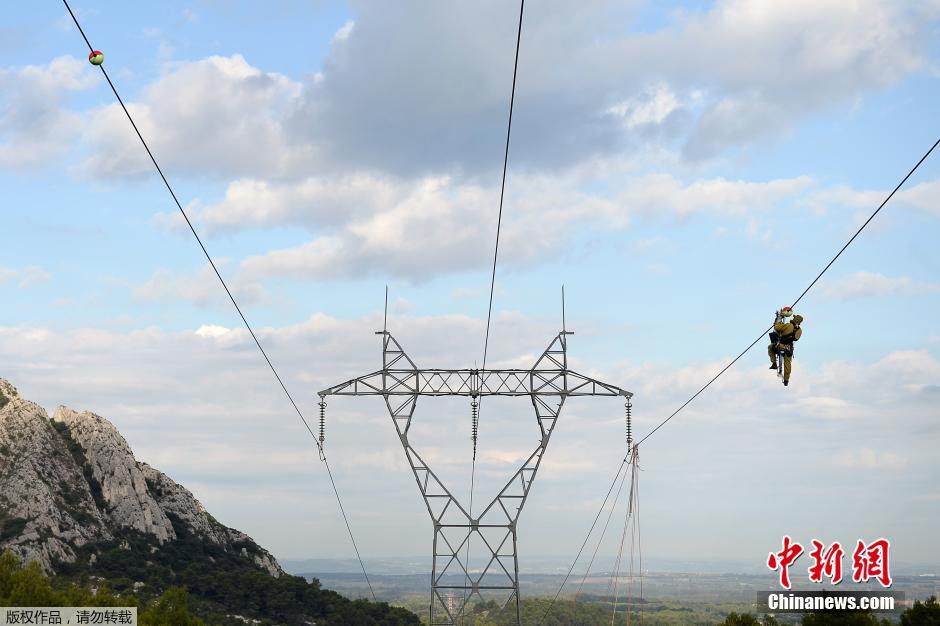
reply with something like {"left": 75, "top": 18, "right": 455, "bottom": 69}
{"left": 780, "top": 306, "right": 793, "bottom": 318}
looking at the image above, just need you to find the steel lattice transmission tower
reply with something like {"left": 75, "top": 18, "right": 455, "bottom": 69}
{"left": 319, "top": 327, "right": 632, "bottom": 625}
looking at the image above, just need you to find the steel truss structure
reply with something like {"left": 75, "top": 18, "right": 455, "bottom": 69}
{"left": 319, "top": 329, "right": 632, "bottom": 625}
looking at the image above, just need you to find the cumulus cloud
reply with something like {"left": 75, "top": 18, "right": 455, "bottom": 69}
{"left": 62, "top": 0, "right": 933, "bottom": 182}
{"left": 641, "top": 0, "right": 930, "bottom": 159}
{"left": 164, "top": 173, "right": 405, "bottom": 235}
{"left": 1, "top": 316, "right": 938, "bottom": 559}
{"left": 282, "top": 0, "right": 934, "bottom": 171}
{"left": 80, "top": 55, "right": 310, "bottom": 179}
{"left": 234, "top": 170, "right": 619, "bottom": 281}
{"left": 0, "top": 56, "right": 98, "bottom": 168}
{"left": 806, "top": 178, "right": 940, "bottom": 216}
{"left": 824, "top": 271, "right": 940, "bottom": 300}
{"left": 224, "top": 169, "right": 809, "bottom": 281}
{"left": 607, "top": 83, "right": 687, "bottom": 131}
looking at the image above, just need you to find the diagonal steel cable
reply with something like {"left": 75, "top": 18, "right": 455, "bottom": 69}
{"left": 460, "top": 1, "right": 526, "bottom": 620}
{"left": 61, "top": 0, "right": 375, "bottom": 601}
{"left": 539, "top": 455, "right": 630, "bottom": 622}
{"left": 635, "top": 136, "right": 940, "bottom": 447}
{"left": 545, "top": 137, "right": 940, "bottom": 622}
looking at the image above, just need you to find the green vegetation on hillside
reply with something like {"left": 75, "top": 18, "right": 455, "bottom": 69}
{"left": 901, "top": 597, "right": 940, "bottom": 626}
{"left": 52, "top": 513, "right": 418, "bottom": 625}
{"left": 5, "top": 539, "right": 420, "bottom": 626}
{"left": 391, "top": 595, "right": 940, "bottom": 625}
{"left": 393, "top": 596, "right": 760, "bottom": 625}
{"left": 718, "top": 613, "right": 779, "bottom": 626}
{"left": 1, "top": 550, "right": 204, "bottom": 625}
{"left": 715, "top": 597, "right": 940, "bottom": 626}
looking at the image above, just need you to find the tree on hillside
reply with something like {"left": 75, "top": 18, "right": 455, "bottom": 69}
{"left": 802, "top": 609, "right": 890, "bottom": 626}
{"left": 900, "top": 597, "right": 940, "bottom": 626}
{"left": 0, "top": 551, "right": 204, "bottom": 626}
{"left": 718, "top": 612, "right": 780, "bottom": 626}
{"left": 138, "top": 586, "right": 203, "bottom": 626}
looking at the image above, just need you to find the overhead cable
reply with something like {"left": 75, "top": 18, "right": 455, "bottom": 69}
{"left": 636, "top": 136, "right": 940, "bottom": 447}
{"left": 545, "top": 137, "right": 940, "bottom": 619}
{"left": 61, "top": 0, "right": 375, "bottom": 601}
{"left": 461, "top": 1, "right": 526, "bottom": 616}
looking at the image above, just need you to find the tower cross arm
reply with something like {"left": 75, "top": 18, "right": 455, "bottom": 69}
{"left": 318, "top": 368, "right": 631, "bottom": 399}
{"left": 557, "top": 369, "right": 632, "bottom": 398}
{"left": 318, "top": 370, "right": 387, "bottom": 398}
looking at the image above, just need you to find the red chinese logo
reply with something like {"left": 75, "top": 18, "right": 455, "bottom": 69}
{"left": 767, "top": 535, "right": 804, "bottom": 589}
{"left": 852, "top": 538, "right": 892, "bottom": 587}
{"left": 808, "top": 539, "right": 844, "bottom": 584}
{"left": 767, "top": 536, "right": 892, "bottom": 588}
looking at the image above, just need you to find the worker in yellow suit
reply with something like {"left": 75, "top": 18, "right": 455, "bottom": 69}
{"left": 768, "top": 307, "right": 803, "bottom": 386}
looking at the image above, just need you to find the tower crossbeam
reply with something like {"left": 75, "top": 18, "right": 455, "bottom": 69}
{"left": 318, "top": 330, "right": 632, "bottom": 625}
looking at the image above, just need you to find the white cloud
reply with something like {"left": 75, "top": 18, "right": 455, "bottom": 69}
{"left": 619, "top": 173, "right": 813, "bottom": 219}
{"left": 0, "top": 56, "right": 98, "bottom": 168}
{"left": 331, "top": 20, "right": 355, "bottom": 44}
{"left": 806, "top": 178, "right": 940, "bottom": 216}
{"left": 287, "top": 0, "right": 934, "bottom": 169}
{"left": 1, "top": 316, "right": 938, "bottom": 560}
{"left": 235, "top": 170, "right": 621, "bottom": 281}
{"left": 833, "top": 448, "right": 909, "bottom": 470}
{"left": 824, "top": 271, "right": 940, "bottom": 300}
{"left": 194, "top": 324, "right": 231, "bottom": 339}
{"left": 794, "top": 395, "right": 852, "bottom": 419}
{"left": 80, "top": 55, "right": 309, "bottom": 179}
{"left": 804, "top": 184, "right": 886, "bottom": 215}
{"left": 68, "top": 0, "right": 928, "bottom": 181}
{"left": 166, "top": 173, "right": 404, "bottom": 235}
{"left": 0, "top": 265, "right": 51, "bottom": 288}
{"left": 18, "top": 266, "right": 51, "bottom": 288}
{"left": 169, "top": 167, "right": 810, "bottom": 281}
{"left": 642, "top": 0, "right": 930, "bottom": 159}
{"left": 134, "top": 264, "right": 265, "bottom": 308}
{"left": 897, "top": 178, "right": 940, "bottom": 216}
{"left": 0, "top": 267, "right": 15, "bottom": 285}
{"left": 607, "top": 83, "right": 681, "bottom": 129}
{"left": 6, "top": 1, "right": 935, "bottom": 180}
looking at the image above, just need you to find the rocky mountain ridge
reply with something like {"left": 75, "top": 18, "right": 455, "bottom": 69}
{"left": 0, "top": 378, "right": 282, "bottom": 578}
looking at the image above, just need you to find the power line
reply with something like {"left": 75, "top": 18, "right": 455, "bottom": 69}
{"left": 608, "top": 471, "right": 632, "bottom": 624}
{"left": 635, "top": 135, "right": 940, "bottom": 447}
{"left": 543, "top": 135, "right": 940, "bottom": 621}
{"left": 611, "top": 451, "right": 640, "bottom": 625}
{"left": 61, "top": 0, "right": 375, "bottom": 602}
{"left": 481, "top": 0, "right": 525, "bottom": 373}
{"left": 460, "top": 2, "right": 526, "bottom": 618}
{"left": 539, "top": 456, "right": 629, "bottom": 621}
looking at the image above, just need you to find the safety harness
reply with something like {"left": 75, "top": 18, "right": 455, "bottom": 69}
{"left": 772, "top": 323, "right": 800, "bottom": 356}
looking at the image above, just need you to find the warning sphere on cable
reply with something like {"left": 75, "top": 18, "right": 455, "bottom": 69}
{"left": 88, "top": 50, "right": 104, "bottom": 65}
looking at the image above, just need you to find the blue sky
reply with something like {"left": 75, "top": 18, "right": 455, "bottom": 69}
{"left": 2, "top": 0, "right": 940, "bottom": 579}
